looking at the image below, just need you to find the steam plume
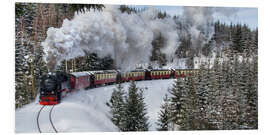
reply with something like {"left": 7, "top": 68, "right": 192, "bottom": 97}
{"left": 42, "top": 6, "right": 179, "bottom": 71}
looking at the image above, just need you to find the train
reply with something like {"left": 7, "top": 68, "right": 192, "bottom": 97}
{"left": 39, "top": 69, "right": 199, "bottom": 105}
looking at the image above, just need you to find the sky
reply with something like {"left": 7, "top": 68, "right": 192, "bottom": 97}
{"left": 133, "top": 5, "right": 258, "bottom": 30}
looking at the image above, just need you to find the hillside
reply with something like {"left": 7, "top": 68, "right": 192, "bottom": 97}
{"left": 15, "top": 79, "right": 174, "bottom": 133}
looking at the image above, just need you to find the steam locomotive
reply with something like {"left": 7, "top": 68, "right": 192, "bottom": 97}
{"left": 39, "top": 69, "right": 199, "bottom": 105}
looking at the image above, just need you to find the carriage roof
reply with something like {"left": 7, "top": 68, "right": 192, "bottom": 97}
{"left": 70, "top": 70, "right": 118, "bottom": 77}
{"left": 70, "top": 72, "right": 91, "bottom": 77}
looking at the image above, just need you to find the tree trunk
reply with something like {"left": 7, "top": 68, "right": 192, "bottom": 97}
{"left": 30, "top": 62, "right": 35, "bottom": 100}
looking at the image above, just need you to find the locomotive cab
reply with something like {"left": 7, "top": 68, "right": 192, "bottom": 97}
{"left": 39, "top": 72, "right": 69, "bottom": 105}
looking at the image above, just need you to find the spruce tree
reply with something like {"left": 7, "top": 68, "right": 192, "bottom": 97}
{"left": 238, "top": 58, "right": 250, "bottom": 128}
{"left": 196, "top": 64, "right": 215, "bottom": 129}
{"left": 106, "top": 83, "right": 126, "bottom": 131}
{"left": 123, "top": 81, "right": 149, "bottom": 131}
{"left": 168, "top": 78, "right": 189, "bottom": 130}
{"left": 156, "top": 94, "right": 172, "bottom": 131}
{"left": 15, "top": 16, "right": 32, "bottom": 108}
{"left": 185, "top": 76, "right": 201, "bottom": 130}
{"left": 245, "top": 55, "right": 258, "bottom": 129}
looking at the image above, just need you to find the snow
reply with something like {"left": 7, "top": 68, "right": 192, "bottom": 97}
{"left": 15, "top": 79, "right": 175, "bottom": 133}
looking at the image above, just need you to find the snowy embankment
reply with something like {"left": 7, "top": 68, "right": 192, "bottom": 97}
{"left": 15, "top": 79, "right": 175, "bottom": 133}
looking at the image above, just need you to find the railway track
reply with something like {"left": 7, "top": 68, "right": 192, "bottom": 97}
{"left": 37, "top": 105, "right": 58, "bottom": 133}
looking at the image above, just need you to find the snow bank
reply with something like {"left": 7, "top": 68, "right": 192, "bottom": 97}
{"left": 15, "top": 79, "right": 175, "bottom": 133}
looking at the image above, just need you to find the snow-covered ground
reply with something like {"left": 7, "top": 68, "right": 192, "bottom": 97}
{"left": 15, "top": 79, "right": 175, "bottom": 133}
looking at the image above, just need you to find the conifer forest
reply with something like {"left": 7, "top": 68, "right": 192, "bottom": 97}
{"left": 15, "top": 3, "right": 257, "bottom": 131}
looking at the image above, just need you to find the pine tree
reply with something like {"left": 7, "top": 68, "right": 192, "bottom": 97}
{"left": 123, "top": 81, "right": 149, "bottom": 131}
{"left": 156, "top": 94, "right": 172, "bottom": 131}
{"left": 106, "top": 83, "right": 126, "bottom": 131}
{"left": 150, "top": 32, "right": 167, "bottom": 67}
{"left": 238, "top": 58, "right": 250, "bottom": 128}
{"left": 220, "top": 56, "right": 241, "bottom": 130}
{"left": 195, "top": 64, "right": 214, "bottom": 129}
{"left": 15, "top": 16, "right": 32, "bottom": 108}
{"left": 245, "top": 55, "right": 258, "bottom": 129}
{"left": 185, "top": 76, "right": 201, "bottom": 130}
{"left": 168, "top": 78, "right": 189, "bottom": 130}
{"left": 210, "top": 57, "right": 223, "bottom": 129}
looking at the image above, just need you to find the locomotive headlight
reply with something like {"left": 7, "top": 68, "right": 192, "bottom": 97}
{"left": 51, "top": 91, "right": 54, "bottom": 94}
{"left": 41, "top": 91, "right": 44, "bottom": 94}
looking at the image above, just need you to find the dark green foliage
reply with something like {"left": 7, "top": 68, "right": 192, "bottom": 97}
{"left": 169, "top": 78, "right": 188, "bottom": 128}
{"left": 119, "top": 5, "right": 138, "bottom": 14}
{"left": 156, "top": 94, "right": 171, "bottom": 131}
{"left": 106, "top": 83, "right": 126, "bottom": 131}
{"left": 175, "top": 34, "right": 192, "bottom": 58}
{"left": 150, "top": 32, "right": 167, "bottom": 67}
{"left": 168, "top": 54, "right": 257, "bottom": 130}
{"left": 123, "top": 81, "right": 149, "bottom": 131}
{"left": 157, "top": 11, "right": 168, "bottom": 19}
{"left": 202, "top": 39, "right": 215, "bottom": 57}
{"left": 64, "top": 53, "right": 116, "bottom": 72}
{"left": 68, "top": 4, "right": 104, "bottom": 13}
{"left": 107, "top": 81, "right": 149, "bottom": 131}
{"left": 15, "top": 34, "right": 31, "bottom": 108}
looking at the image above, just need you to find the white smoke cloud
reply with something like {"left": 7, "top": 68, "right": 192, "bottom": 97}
{"left": 182, "top": 7, "right": 215, "bottom": 49}
{"left": 42, "top": 6, "right": 179, "bottom": 72}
